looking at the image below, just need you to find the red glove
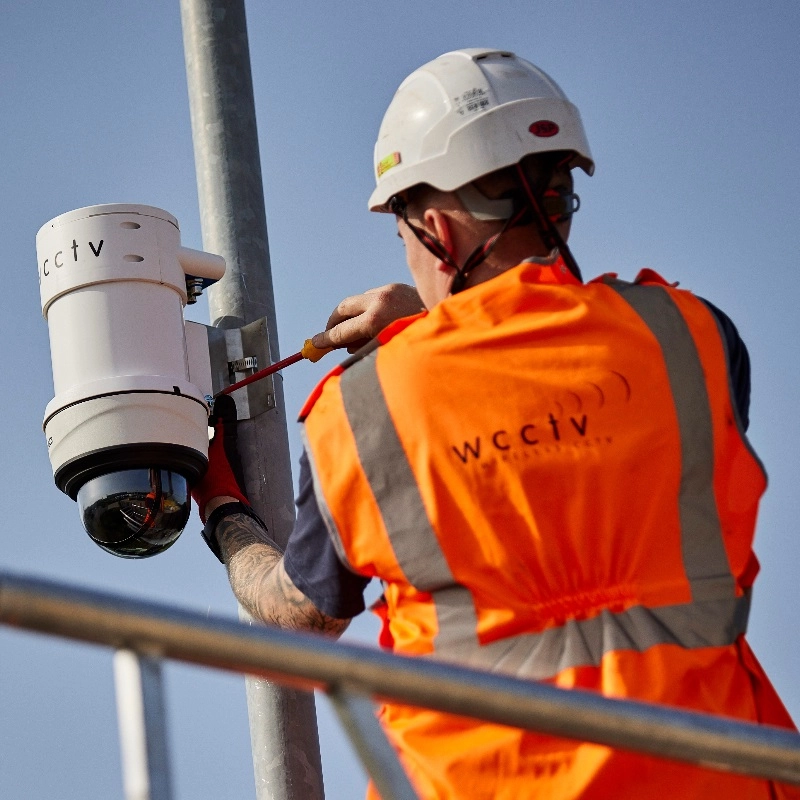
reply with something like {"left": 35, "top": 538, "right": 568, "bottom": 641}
{"left": 191, "top": 420, "right": 250, "bottom": 523}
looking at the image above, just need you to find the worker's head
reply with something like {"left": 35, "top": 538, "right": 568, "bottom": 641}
{"left": 369, "top": 49, "right": 593, "bottom": 304}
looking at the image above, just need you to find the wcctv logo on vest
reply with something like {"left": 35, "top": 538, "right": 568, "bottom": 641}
{"left": 450, "top": 371, "right": 631, "bottom": 467}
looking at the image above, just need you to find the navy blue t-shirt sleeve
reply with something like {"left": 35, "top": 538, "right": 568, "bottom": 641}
{"left": 699, "top": 298, "right": 752, "bottom": 431}
{"left": 282, "top": 450, "right": 370, "bottom": 619}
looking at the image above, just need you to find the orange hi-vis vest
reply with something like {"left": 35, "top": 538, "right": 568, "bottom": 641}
{"left": 301, "top": 261, "right": 798, "bottom": 799}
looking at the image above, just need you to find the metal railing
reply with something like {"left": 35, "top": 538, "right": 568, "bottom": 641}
{"left": 2, "top": 569, "right": 800, "bottom": 799}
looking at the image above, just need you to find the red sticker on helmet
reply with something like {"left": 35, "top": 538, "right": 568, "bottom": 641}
{"left": 529, "top": 120, "right": 559, "bottom": 138}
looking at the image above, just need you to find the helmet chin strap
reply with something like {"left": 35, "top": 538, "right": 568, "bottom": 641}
{"left": 514, "top": 164, "right": 583, "bottom": 282}
{"left": 392, "top": 194, "right": 528, "bottom": 295}
{"left": 447, "top": 205, "right": 529, "bottom": 294}
{"left": 394, "top": 164, "right": 583, "bottom": 295}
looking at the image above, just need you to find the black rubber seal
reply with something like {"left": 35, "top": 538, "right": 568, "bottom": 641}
{"left": 42, "top": 388, "right": 209, "bottom": 430}
{"left": 55, "top": 443, "right": 208, "bottom": 500}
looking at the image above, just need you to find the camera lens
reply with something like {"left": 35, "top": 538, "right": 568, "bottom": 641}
{"left": 77, "top": 468, "right": 191, "bottom": 558}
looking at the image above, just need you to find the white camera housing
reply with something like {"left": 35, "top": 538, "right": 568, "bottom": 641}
{"left": 37, "top": 203, "right": 225, "bottom": 557}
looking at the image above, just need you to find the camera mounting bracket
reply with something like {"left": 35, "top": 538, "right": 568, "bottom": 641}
{"left": 203, "top": 318, "right": 275, "bottom": 420}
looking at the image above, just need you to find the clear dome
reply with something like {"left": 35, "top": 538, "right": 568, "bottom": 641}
{"left": 77, "top": 468, "right": 191, "bottom": 558}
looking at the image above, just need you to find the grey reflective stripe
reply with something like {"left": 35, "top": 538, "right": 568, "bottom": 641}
{"left": 434, "top": 593, "right": 751, "bottom": 680}
{"left": 339, "top": 351, "right": 457, "bottom": 592}
{"left": 424, "top": 585, "right": 476, "bottom": 654}
{"left": 608, "top": 282, "right": 736, "bottom": 601}
{"left": 338, "top": 353, "right": 480, "bottom": 657}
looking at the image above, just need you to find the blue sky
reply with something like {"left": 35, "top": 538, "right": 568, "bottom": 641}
{"left": 1, "top": 1, "right": 799, "bottom": 798}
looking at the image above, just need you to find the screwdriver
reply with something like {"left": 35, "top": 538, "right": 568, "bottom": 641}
{"left": 216, "top": 339, "right": 333, "bottom": 397}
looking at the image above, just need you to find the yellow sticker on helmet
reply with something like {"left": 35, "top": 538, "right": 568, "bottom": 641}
{"left": 377, "top": 152, "right": 402, "bottom": 178}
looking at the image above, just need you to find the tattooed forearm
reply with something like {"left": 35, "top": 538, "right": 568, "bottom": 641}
{"left": 253, "top": 555, "right": 351, "bottom": 636}
{"left": 217, "top": 513, "right": 282, "bottom": 563}
{"left": 216, "top": 513, "right": 350, "bottom": 638}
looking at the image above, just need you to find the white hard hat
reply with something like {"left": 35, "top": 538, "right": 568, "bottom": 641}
{"left": 369, "top": 48, "right": 594, "bottom": 212}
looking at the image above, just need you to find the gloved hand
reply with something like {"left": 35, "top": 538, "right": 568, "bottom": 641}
{"left": 191, "top": 419, "right": 250, "bottom": 523}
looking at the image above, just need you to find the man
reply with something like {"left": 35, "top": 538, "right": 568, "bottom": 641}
{"left": 192, "top": 49, "right": 798, "bottom": 798}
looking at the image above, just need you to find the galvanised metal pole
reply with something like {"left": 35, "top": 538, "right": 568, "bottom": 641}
{"left": 179, "top": 2, "right": 324, "bottom": 798}
{"left": 114, "top": 650, "right": 174, "bottom": 800}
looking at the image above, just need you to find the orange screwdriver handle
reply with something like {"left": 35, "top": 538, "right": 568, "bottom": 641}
{"left": 301, "top": 339, "right": 333, "bottom": 363}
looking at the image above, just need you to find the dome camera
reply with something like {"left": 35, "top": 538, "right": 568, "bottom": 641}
{"left": 78, "top": 469, "right": 190, "bottom": 558}
{"left": 37, "top": 204, "right": 225, "bottom": 557}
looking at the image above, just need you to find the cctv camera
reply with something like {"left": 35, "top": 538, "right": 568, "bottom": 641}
{"left": 37, "top": 204, "right": 225, "bottom": 558}
{"left": 77, "top": 468, "right": 190, "bottom": 558}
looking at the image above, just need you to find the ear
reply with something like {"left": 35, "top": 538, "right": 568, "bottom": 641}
{"left": 423, "top": 208, "right": 457, "bottom": 272}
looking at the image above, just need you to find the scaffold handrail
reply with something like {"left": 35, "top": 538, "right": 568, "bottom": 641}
{"left": 2, "top": 569, "right": 799, "bottom": 788}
